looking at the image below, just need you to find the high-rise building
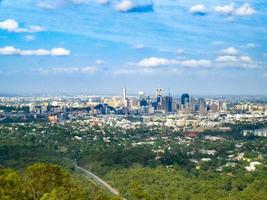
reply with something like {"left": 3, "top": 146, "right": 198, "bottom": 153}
{"left": 191, "top": 97, "right": 197, "bottom": 112}
{"left": 138, "top": 91, "right": 148, "bottom": 112}
{"left": 181, "top": 93, "right": 190, "bottom": 105}
{"left": 138, "top": 91, "right": 145, "bottom": 100}
{"left": 164, "top": 96, "right": 173, "bottom": 113}
{"left": 172, "top": 99, "right": 178, "bottom": 112}
{"left": 121, "top": 87, "right": 127, "bottom": 107}
{"left": 198, "top": 98, "right": 206, "bottom": 113}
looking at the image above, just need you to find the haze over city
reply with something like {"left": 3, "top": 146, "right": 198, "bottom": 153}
{"left": 0, "top": 0, "right": 267, "bottom": 95}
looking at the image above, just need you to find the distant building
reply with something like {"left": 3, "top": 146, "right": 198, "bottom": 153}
{"left": 198, "top": 98, "right": 206, "bottom": 113}
{"left": 156, "top": 88, "right": 163, "bottom": 96}
{"left": 164, "top": 96, "right": 173, "bottom": 113}
{"left": 210, "top": 103, "right": 218, "bottom": 113}
{"left": 121, "top": 87, "right": 128, "bottom": 107}
{"left": 181, "top": 93, "right": 190, "bottom": 105}
{"left": 138, "top": 91, "right": 146, "bottom": 100}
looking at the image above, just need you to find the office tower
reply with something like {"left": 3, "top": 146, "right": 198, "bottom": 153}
{"left": 164, "top": 96, "right": 173, "bottom": 113}
{"left": 198, "top": 98, "right": 206, "bottom": 113}
{"left": 138, "top": 91, "right": 147, "bottom": 106}
{"left": 121, "top": 87, "right": 127, "bottom": 107}
{"left": 221, "top": 101, "right": 228, "bottom": 111}
{"left": 190, "top": 98, "right": 197, "bottom": 112}
{"left": 138, "top": 91, "right": 145, "bottom": 100}
{"left": 155, "top": 88, "right": 163, "bottom": 108}
{"left": 172, "top": 99, "right": 178, "bottom": 112}
{"left": 140, "top": 99, "right": 147, "bottom": 107}
{"left": 122, "top": 87, "right": 126, "bottom": 101}
{"left": 152, "top": 101, "right": 158, "bottom": 110}
{"left": 181, "top": 93, "right": 190, "bottom": 105}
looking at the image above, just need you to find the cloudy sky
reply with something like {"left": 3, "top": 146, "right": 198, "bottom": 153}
{"left": 0, "top": 0, "right": 267, "bottom": 95}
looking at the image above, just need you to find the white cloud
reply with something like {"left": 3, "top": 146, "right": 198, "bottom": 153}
{"left": 115, "top": 0, "right": 134, "bottom": 12}
{"left": 216, "top": 55, "right": 237, "bottom": 63}
{"left": 0, "top": 19, "right": 45, "bottom": 33}
{"left": 0, "top": 46, "right": 70, "bottom": 56}
{"left": 37, "top": 0, "right": 108, "bottom": 9}
{"left": 240, "top": 43, "right": 256, "bottom": 49}
{"left": 81, "top": 66, "right": 97, "bottom": 73}
{"left": 114, "top": 65, "right": 170, "bottom": 75}
{"left": 221, "top": 47, "right": 238, "bottom": 55}
{"left": 37, "top": 2, "right": 58, "bottom": 9}
{"left": 180, "top": 59, "right": 211, "bottom": 68}
{"left": 134, "top": 53, "right": 257, "bottom": 72}
{"left": 176, "top": 49, "right": 184, "bottom": 55}
{"left": 158, "top": 48, "right": 171, "bottom": 52}
{"left": 28, "top": 25, "right": 45, "bottom": 32}
{"left": 189, "top": 4, "right": 206, "bottom": 15}
{"left": 115, "top": 0, "right": 153, "bottom": 12}
{"left": 212, "top": 41, "right": 225, "bottom": 46}
{"left": 51, "top": 48, "right": 70, "bottom": 56}
{"left": 235, "top": 3, "right": 255, "bottom": 16}
{"left": 215, "top": 55, "right": 255, "bottom": 69}
{"left": 0, "top": 19, "right": 20, "bottom": 32}
{"left": 214, "top": 3, "right": 255, "bottom": 16}
{"left": 114, "top": 68, "right": 141, "bottom": 75}
{"left": 25, "top": 35, "right": 36, "bottom": 41}
{"left": 71, "top": 0, "right": 91, "bottom": 4}
{"left": 0, "top": 46, "right": 20, "bottom": 55}
{"left": 96, "top": 59, "right": 105, "bottom": 65}
{"left": 96, "top": 0, "right": 109, "bottom": 5}
{"left": 20, "top": 49, "right": 51, "bottom": 56}
{"left": 214, "top": 3, "right": 235, "bottom": 14}
{"left": 37, "top": 66, "right": 97, "bottom": 74}
{"left": 239, "top": 56, "right": 252, "bottom": 63}
{"left": 133, "top": 44, "right": 145, "bottom": 49}
{"left": 138, "top": 57, "right": 177, "bottom": 68}
{"left": 137, "top": 57, "right": 211, "bottom": 69}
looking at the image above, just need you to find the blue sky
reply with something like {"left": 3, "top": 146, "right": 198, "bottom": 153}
{"left": 0, "top": 0, "right": 267, "bottom": 95}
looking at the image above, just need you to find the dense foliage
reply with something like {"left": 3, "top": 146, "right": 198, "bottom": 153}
{"left": 0, "top": 121, "right": 267, "bottom": 199}
{"left": 104, "top": 166, "right": 267, "bottom": 200}
{"left": 0, "top": 163, "right": 115, "bottom": 200}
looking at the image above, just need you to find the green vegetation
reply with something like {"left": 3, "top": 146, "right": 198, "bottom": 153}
{"left": 0, "top": 163, "right": 116, "bottom": 200}
{"left": 104, "top": 166, "right": 267, "bottom": 200}
{"left": 0, "top": 120, "right": 267, "bottom": 199}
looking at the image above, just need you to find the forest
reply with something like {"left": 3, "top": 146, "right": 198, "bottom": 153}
{"left": 0, "top": 121, "right": 267, "bottom": 199}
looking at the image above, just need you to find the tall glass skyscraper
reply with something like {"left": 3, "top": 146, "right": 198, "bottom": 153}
{"left": 181, "top": 93, "right": 190, "bottom": 105}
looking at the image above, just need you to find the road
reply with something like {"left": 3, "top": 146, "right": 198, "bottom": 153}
{"left": 74, "top": 164, "right": 125, "bottom": 199}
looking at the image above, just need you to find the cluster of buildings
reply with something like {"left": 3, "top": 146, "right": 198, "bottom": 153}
{"left": 114, "top": 88, "right": 228, "bottom": 115}
{"left": 0, "top": 89, "right": 267, "bottom": 131}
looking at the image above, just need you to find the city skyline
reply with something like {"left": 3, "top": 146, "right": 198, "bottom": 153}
{"left": 0, "top": 0, "right": 267, "bottom": 95}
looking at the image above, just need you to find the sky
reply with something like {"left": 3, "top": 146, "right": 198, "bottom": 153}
{"left": 0, "top": 0, "right": 267, "bottom": 95}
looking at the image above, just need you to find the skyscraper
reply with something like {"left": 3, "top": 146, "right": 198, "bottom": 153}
{"left": 181, "top": 93, "right": 190, "bottom": 105}
{"left": 138, "top": 91, "right": 145, "bottom": 100}
{"left": 164, "top": 96, "right": 173, "bottom": 113}
{"left": 121, "top": 88, "right": 127, "bottom": 107}
{"left": 155, "top": 89, "right": 163, "bottom": 110}
{"left": 198, "top": 98, "right": 206, "bottom": 113}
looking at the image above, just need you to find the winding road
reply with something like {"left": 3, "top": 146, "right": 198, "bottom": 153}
{"left": 74, "top": 164, "right": 126, "bottom": 199}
